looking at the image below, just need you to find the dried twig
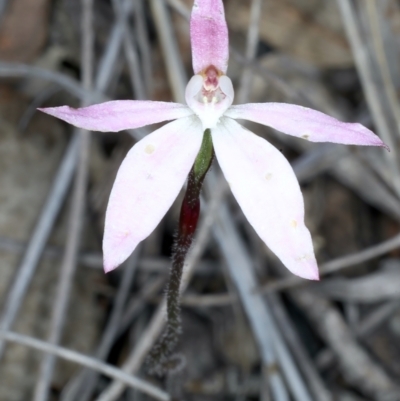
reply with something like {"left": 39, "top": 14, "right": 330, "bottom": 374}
{"left": 0, "top": 134, "right": 79, "bottom": 358}
{"left": 336, "top": 0, "right": 400, "bottom": 196}
{"left": 310, "top": 266, "right": 400, "bottom": 303}
{"left": 237, "top": 0, "right": 263, "bottom": 104}
{"left": 111, "top": 0, "right": 146, "bottom": 100}
{"left": 166, "top": 0, "right": 191, "bottom": 19}
{"left": 317, "top": 299, "right": 400, "bottom": 373}
{"left": 180, "top": 293, "right": 235, "bottom": 307}
{"left": 355, "top": 300, "right": 400, "bottom": 338}
{"left": 365, "top": 1, "right": 400, "bottom": 138}
{"left": 290, "top": 290, "right": 400, "bottom": 401}
{"left": 0, "top": 63, "right": 104, "bottom": 102}
{"left": 0, "top": 330, "right": 169, "bottom": 401}
{"left": 0, "top": 236, "right": 222, "bottom": 275}
{"left": 268, "top": 293, "right": 333, "bottom": 401}
{"left": 61, "top": 252, "right": 139, "bottom": 401}
{"left": 33, "top": 0, "right": 94, "bottom": 399}
{"left": 134, "top": 0, "right": 152, "bottom": 95}
{"left": 150, "top": 0, "right": 187, "bottom": 103}
{"left": 260, "top": 232, "right": 400, "bottom": 293}
{"left": 117, "top": 275, "right": 166, "bottom": 336}
{"left": 94, "top": 0, "right": 133, "bottom": 92}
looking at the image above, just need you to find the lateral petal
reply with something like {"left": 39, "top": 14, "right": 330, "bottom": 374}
{"left": 39, "top": 101, "right": 194, "bottom": 132}
{"left": 103, "top": 116, "right": 203, "bottom": 272}
{"left": 225, "top": 103, "right": 388, "bottom": 149}
{"left": 212, "top": 118, "right": 319, "bottom": 280}
{"left": 190, "top": 0, "right": 229, "bottom": 74}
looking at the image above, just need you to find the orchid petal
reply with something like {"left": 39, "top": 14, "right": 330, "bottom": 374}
{"left": 212, "top": 118, "right": 319, "bottom": 280}
{"left": 225, "top": 103, "right": 388, "bottom": 149}
{"left": 103, "top": 116, "right": 203, "bottom": 272}
{"left": 39, "top": 101, "right": 194, "bottom": 132}
{"left": 190, "top": 0, "right": 229, "bottom": 74}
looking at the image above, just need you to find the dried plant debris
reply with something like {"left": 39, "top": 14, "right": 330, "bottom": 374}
{"left": 0, "top": 87, "right": 103, "bottom": 400}
{"left": 225, "top": 0, "right": 352, "bottom": 67}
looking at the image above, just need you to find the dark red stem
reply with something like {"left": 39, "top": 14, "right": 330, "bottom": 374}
{"left": 147, "top": 148, "right": 213, "bottom": 375}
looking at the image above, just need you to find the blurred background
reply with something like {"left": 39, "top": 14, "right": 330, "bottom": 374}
{"left": 1, "top": 0, "right": 400, "bottom": 400}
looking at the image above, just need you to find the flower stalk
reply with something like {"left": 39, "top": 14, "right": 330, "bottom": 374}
{"left": 148, "top": 129, "right": 214, "bottom": 374}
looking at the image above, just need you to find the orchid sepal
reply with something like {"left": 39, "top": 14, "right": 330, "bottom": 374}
{"left": 212, "top": 117, "right": 319, "bottom": 280}
{"left": 190, "top": 0, "right": 229, "bottom": 74}
{"left": 103, "top": 116, "right": 203, "bottom": 272}
{"left": 225, "top": 103, "right": 389, "bottom": 150}
{"left": 39, "top": 100, "right": 194, "bottom": 132}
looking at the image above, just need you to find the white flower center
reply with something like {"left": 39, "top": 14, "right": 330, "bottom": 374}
{"left": 185, "top": 69, "right": 234, "bottom": 129}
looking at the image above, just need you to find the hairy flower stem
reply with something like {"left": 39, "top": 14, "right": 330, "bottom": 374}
{"left": 148, "top": 129, "right": 214, "bottom": 375}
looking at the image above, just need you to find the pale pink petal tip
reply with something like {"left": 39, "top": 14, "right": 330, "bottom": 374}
{"left": 38, "top": 101, "right": 193, "bottom": 132}
{"left": 277, "top": 233, "right": 320, "bottom": 281}
{"left": 295, "top": 261, "right": 320, "bottom": 281}
{"left": 190, "top": 0, "right": 229, "bottom": 74}
{"left": 104, "top": 262, "right": 116, "bottom": 274}
{"left": 103, "top": 234, "right": 139, "bottom": 273}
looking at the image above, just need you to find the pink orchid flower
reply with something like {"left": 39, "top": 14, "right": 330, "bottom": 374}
{"left": 40, "top": 0, "right": 387, "bottom": 280}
